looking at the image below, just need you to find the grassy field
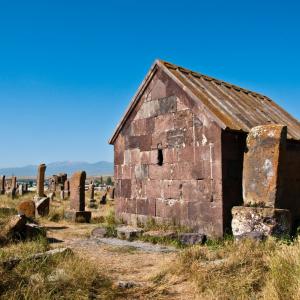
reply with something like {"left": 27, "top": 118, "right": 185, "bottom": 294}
{"left": 1, "top": 192, "right": 300, "bottom": 299}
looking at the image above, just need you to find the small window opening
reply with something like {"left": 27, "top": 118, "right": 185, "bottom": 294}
{"left": 157, "top": 144, "right": 163, "bottom": 166}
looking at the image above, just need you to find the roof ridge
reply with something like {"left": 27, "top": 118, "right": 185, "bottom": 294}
{"left": 158, "top": 59, "right": 270, "bottom": 101}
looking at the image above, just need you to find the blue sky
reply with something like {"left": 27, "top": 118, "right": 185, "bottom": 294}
{"left": 0, "top": 0, "right": 300, "bottom": 167}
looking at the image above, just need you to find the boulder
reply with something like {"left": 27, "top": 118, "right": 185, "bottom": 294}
{"left": 231, "top": 206, "right": 291, "bottom": 240}
{"left": 18, "top": 200, "right": 36, "bottom": 218}
{"left": 91, "top": 227, "right": 107, "bottom": 238}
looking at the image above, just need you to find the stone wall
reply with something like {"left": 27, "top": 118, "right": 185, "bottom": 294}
{"left": 113, "top": 69, "right": 224, "bottom": 237}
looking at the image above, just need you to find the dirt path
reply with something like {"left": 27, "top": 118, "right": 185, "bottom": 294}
{"left": 43, "top": 221, "right": 198, "bottom": 299}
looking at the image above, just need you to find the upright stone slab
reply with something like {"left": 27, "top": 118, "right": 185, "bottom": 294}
{"left": 109, "top": 187, "right": 115, "bottom": 200}
{"left": 0, "top": 175, "right": 5, "bottom": 195}
{"left": 70, "top": 171, "right": 86, "bottom": 211}
{"left": 243, "top": 125, "right": 287, "bottom": 207}
{"left": 66, "top": 171, "right": 91, "bottom": 222}
{"left": 64, "top": 180, "right": 70, "bottom": 197}
{"left": 18, "top": 184, "right": 24, "bottom": 196}
{"left": 89, "top": 182, "right": 96, "bottom": 208}
{"left": 11, "top": 176, "right": 17, "bottom": 198}
{"left": 37, "top": 164, "right": 47, "bottom": 198}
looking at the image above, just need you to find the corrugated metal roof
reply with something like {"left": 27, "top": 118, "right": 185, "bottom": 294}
{"left": 109, "top": 60, "right": 300, "bottom": 143}
{"left": 160, "top": 60, "right": 300, "bottom": 140}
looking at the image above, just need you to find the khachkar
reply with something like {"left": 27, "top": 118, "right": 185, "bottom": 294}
{"left": 65, "top": 171, "right": 91, "bottom": 222}
{"left": 231, "top": 124, "right": 291, "bottom": 240}
{"left": 34, "top": 164, "right": 50, "bottom": 217}
{"left": 89, "top": 181, "right": 97, "bottom": 208}
{"left": 0, "top": 175, "right": 5, "bottom": 195}
{"left": 11, "top": 176, "right": 17, "bottom": 198}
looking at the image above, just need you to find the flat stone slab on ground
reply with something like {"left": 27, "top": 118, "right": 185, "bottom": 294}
{"left": 143, "top": 230, "right": 177, "bottom": 239}
{"left": 117, "top": 226, "right": 144, "bottom": 240}
{"left": 2, "top": 247, "right": 73, "bottom": 270}
{"left": 68, "top": 237, "right": 177, "bottom": 253}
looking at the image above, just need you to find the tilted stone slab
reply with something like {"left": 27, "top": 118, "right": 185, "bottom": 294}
{"left": 35, "top": 197, "right": 50, "bottom": 217}
{"left": 231, "top": 206, "right": 291, "bottom": 240}
{"left": 243, "top": 124, "right": 287, "bottom": 207}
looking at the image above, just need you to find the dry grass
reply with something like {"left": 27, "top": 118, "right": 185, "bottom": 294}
{"left": 150, "top": 237, "right": 300, "bottom": 300}
{"left": 0, "top": 238, "right": 119, "bottom": 300}
{"left": 0, "top": 193, "right": 34, "bottom": 209}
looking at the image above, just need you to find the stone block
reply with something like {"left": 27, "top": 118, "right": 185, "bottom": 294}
{"left": 134, "top": 164, "right": 149, "bottom": 181}
{"left": 121, "top": 179, "right": 131, "bottom": 198}
{"left": 243, "top": 125, "right": 287, "bottom": 207}
{"left": 18, "top": 200, "right": 36, "bottom": 218}
{"left": 136, "top": 198, "right": 156, "bottom": 216}
{"left": 159, "top": 96, "right": 177, "bottom": 114}
{"left": 231, "top": 206, "right": 291, "bottom": 240}
{"left": 144, "top": 230, "right": 177, "bottom": 239}
{"left": 116, "top": 226, "right": 143, "bottom": 241}
{"left": 64, "top": 211, "right": 91, "bottom": 223}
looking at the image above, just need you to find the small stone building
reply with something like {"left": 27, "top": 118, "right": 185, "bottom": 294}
{"left": 109, "top": 60, "right": 300, "bottom": 237}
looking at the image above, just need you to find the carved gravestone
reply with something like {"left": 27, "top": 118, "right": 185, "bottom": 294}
{"left": 89, "top": 182, "right": 96, "bottom": 208}
{"left": 66, "top": 171, "right": 91, "bottom": 222}
{"left": 0, "top": 175, "right": 5, "bottom": 195}
{"left": 11, "top": 176, "right": 17, "bottom": 198}
{"left": 34, "top": 164, "right": 50, "bottom": 216}
{"left": 109, "top": 187, "right": 115, "bottom": 200}
{"left": 64, "top": 180, "right": 70, "bottom": 197}
{"left": 243, "top": 124, "right": 287, "bottom": 207}
{"left": 70, "top": 171, "right": 86, "bottom": 211}
{"left": 36, "top": 164, "right": 46, "bottom": 198}
{"left": 232, "top": 124, "right": 291, "bottom": 240}
{"left": 18, "top": 184, "right": 24, "bottom": 196}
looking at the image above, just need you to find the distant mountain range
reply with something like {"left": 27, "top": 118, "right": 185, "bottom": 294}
{"left": 0, "top": 161, "right": 114, "bottom": 177}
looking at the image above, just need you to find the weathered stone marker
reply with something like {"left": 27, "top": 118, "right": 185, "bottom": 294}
{"left": 0, "top": 175, "right": 5, "bottom": 195}
{"left": 243, "top": 124, "right": 287, "bottom": 207}
{"left": 109, "top": 187, "right": 115, "bottom": 200}
{"left": 34, "top": 164, "right": 50, "bottom": 217}
{"left": 232, "top": 124, "right": 291, "bottom": 240}
{"left": 70, "top": 171, "right": 86, "bottom": 211}
{"left": 11, "top": 176, "right": 17, "bottom": 198}
{"left": 64, "top": 180, "right": 70, "bottom": 197}
{"left": 36, "top": 164, "right": 46, "bottom": 198}
{"left": 18, "top": 184, "right": 24, "bottom": 196}
{"left": 89, "top": 182, "right": 97, "bottom": 208}
{"left": 65, "top": 171, "right": 91, "bottom": 222}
